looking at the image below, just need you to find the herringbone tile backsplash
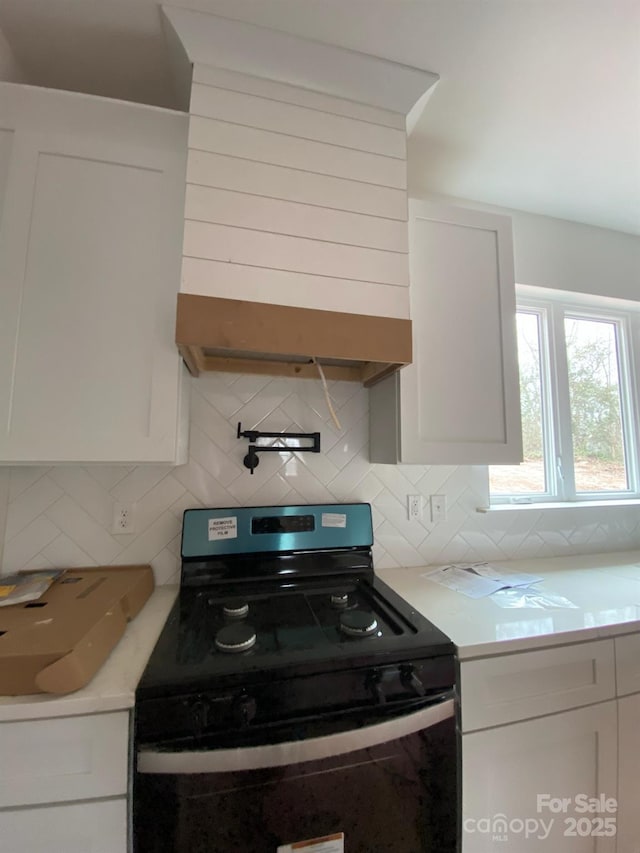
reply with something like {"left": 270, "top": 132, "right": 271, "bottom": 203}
{"left": 2, "top": 373, "right": 639, "bottom": 584}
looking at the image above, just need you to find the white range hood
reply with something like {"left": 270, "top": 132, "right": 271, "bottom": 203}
{"left": 163, "top": 7, "right": 439, "bottom": 385}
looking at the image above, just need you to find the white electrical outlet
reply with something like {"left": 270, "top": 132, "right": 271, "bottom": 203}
{"left": 430, "top": 494, "right": 447, "bottom": 523}
{"left": 407, "top": 495, "right": 422, "bottom": 521}
{"left": 112, "top": 502, "right": 136, "bottom": 534}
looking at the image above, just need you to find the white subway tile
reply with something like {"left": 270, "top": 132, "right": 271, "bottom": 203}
{"left": 84, "top": 466, "right": 131, "bottom": 491}
{"left": 135, "top": 475, "right": 186, "bottom": 535}
{"left": 8, "top": 467, "right": 51, "bottom": 502}
{"left": 45, "top": 496, "right": 122, "bottom": 564}
{"left": 112, "top": 511, "right": 181, "bottom": 567}
{"left": 150, "top": 547, "right": 181, "bottom": 586}
{"left": 5, "top": 475, "right": 64, "bottom": 541}
{"left": 169, "top": 491, "right": 202, "bottom": 519}
{"left": 3, "top": 516, "right": 60, "bottom": 574}
{"left": 49, "top": 468, "right": 113, "bottom": 528}
{"left": 110, "top": 466, "right": 173, "bottom": 504}
{"left": 42, "top": 533, "right": 98, "bottom": 568}
{"left": 189, "top": 424, "right": 244, "bottom": 487}
{"left": 173, "top": 459, "right": 238, "bottom": 507}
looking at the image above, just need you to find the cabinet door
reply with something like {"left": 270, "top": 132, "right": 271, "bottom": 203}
{"left": 370, "top": 201, "right": 522, "bottom": 464}
{"left": 0, "top": 797, "right": 127, "bottom": 853}
{"left": 0, "top": 84, "right": 188, "bottom": 464}
{"left": 617, "top": 693, "right": 640, "bottom": 851}
{"left": 462, "top": 701, "right": 617, "bottom": 852}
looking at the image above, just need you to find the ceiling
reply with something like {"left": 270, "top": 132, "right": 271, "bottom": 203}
{"left": 1, "top": 0, "right": 638, "bottom": 235}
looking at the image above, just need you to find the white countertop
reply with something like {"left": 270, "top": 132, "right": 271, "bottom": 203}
{"left": 378, "top": 550, "right": 640, "bottom": 659}
{"left": 5, "top": 549, "right": 640, "bottom": 721}
{"left": 0, "top": 585, "right": 178, "bottom": 722}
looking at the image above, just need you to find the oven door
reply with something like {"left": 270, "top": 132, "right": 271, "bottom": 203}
{"left": 134, "top": 698, "right": 457, "bottom": 853}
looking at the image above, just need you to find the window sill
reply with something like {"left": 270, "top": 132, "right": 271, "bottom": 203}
{"left": 478, "top": 499, "right": 640, "bottom": 513}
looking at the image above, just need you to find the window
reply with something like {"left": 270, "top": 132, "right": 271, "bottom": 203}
{"left": 490, "top": 287, "right": 640, "bottom": 504}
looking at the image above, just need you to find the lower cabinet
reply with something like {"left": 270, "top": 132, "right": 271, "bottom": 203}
{"left": 462, "top": 701, "right": 618, "bottom": 852}
{"left": 1, "top": 798, "right": 127, "bottom": 853}
{"left": 616, "top": 693, "right": 640, "bottom": 851}
{"left": 0, "top": 710, "right": 130, "bottom": 853}
{"left": 460, "top": 634, "right": 640, "bottom": 853}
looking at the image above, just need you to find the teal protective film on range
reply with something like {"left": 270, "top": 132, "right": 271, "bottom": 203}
{"left": 181, "top": 504, "right": 373, "bottom": 558}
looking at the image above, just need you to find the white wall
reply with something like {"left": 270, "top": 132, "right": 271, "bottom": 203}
{"left": 511, "top": 211, "right": 640, "bottom": 301}
{"left": 0, "top": 28, "right": 26, "bottom": 83}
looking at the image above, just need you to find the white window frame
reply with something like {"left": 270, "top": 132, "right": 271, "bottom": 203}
{"left": 491, "top": 285, "right": 640, "bottom": 505}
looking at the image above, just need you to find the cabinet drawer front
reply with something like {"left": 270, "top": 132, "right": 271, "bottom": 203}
{"left": 460, "top": 640, "right": 615, "bottom": 732}
{"left": 0, "top": 711, "right": 129, "bottom": 808}
{"left": 0, "top": 797, "right": 127, "bottom": 853}
{"left": 615, "top": 632, "right": 640, "bottom": 696}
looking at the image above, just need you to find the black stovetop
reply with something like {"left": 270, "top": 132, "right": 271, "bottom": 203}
{"left": 137, "top": 572, "right": 454, "bottom": 701}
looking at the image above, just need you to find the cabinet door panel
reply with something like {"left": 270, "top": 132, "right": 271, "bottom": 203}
{"left": 0, "top": 710, "right": 128, "bottom": 808}
{"left": 1, "top": 797, "right": 127, "bottom": 853}
{"left": 11, "top": 152, "right": 160, "bottom": 445}
{"left": 462, "top": 701, "right": 617, "bottom": 852}
{"left": 460, "top": 639, "right": 615, "bottom": 731}
{"left": 0, "top": 84, "right": 188, "bottom": 463}
{"left": 402, "top": 202, "right": 521, "bottom": 463}
{"left": 617, "top": 693, "right": 640, "bottom": 851}
{"left": 370, "top": 201, "right": 522, "bottom": 465}
{"left": 0, "top": 135, "right": 40, "bottom": 445}
{"left": 614, "top": 632, "right": 640, "bottom": 697}
{"left": 0, "top": 127, "right": 14, "bottom": 210}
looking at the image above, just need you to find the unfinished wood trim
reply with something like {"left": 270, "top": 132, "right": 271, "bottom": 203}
{"left": 178, "top": 345, "right": 201, "bottom": 377}
{"left": 176, "top": 294, "right": 412, "bottom": 365}
{"left": 201, "top": 355, "right": 363, "bottom": 382}
{"left": 361, "top": 362, "right": 401, "bottom": 387}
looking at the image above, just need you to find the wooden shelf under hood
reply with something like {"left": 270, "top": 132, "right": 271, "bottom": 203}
{"left": 176, "top": 294, "right": 412, "bottom": 387}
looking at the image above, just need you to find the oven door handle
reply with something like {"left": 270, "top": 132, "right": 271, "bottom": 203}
{"left": 137, "top": 692, "right": 454, "bottom": 775}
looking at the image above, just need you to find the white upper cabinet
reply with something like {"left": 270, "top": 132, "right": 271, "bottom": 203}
{"left": 0, "top": 84, "right": 189, "bottom": 464}
{"left": 370, "top": 200, "right": 523, "bottom": 464}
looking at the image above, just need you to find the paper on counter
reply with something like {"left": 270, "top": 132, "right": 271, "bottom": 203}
{"left": 491, "top": 588, "right": 579, "bottom": 609}
{"left": 471, "top": 564, "right": 543, "bottom": 588}
{"left": 421, "top": 563, "right": 543, "bottom": 600}
{"left": 421, "top": 565, "right": 504, "bottom": 598}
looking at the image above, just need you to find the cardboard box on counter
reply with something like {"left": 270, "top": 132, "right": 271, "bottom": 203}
{"left": 0, "top": 565, "right": 154, "bottom": 695}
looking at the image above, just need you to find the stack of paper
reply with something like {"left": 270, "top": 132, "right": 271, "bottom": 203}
{"left": 421, "top": 563, "right": 543, "bottom": 599}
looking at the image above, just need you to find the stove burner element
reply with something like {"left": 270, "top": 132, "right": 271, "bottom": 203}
{"left": 215, "top": 624, "right": 257, "bottom": 653}
{"left": 340, "top": 610, "right": 379, "bottom": 638}
{"left": 223, "top": 599, "right": 249, "bottom": 619}
{"left": 330, "top": 593, "right": 349, "bottom": 609}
